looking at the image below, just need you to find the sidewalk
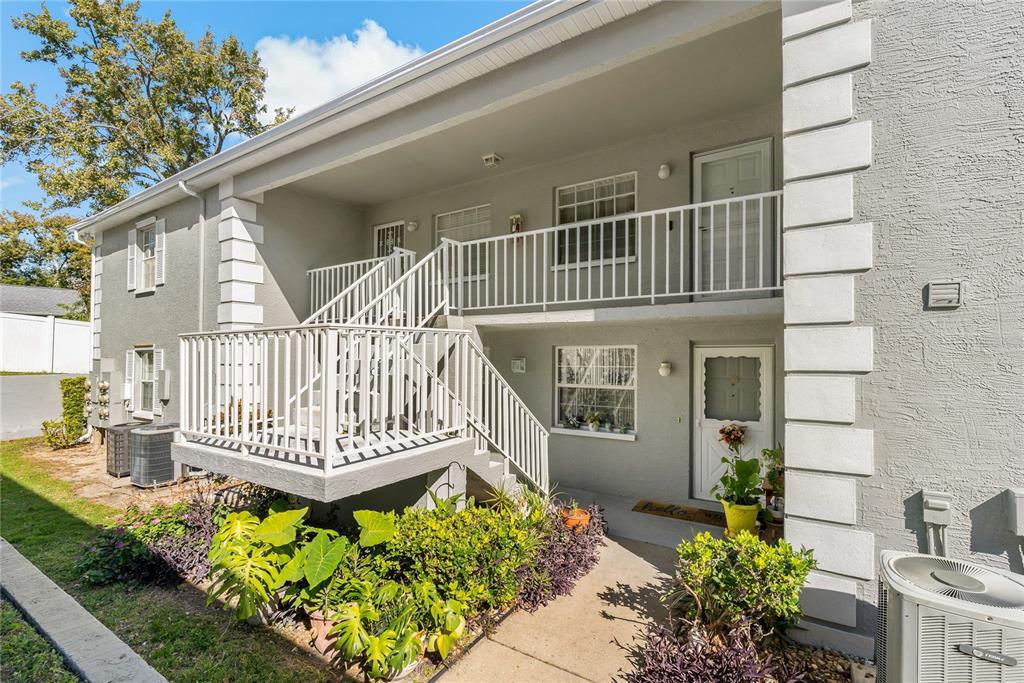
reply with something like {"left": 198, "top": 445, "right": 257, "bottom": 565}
{"left": 443, "top": 536, "right": 676, "bottom": 682}
{"left": 0, "top": 537, "right": 166, "bottom": 683}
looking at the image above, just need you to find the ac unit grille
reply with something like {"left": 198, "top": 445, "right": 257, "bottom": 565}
{"left": 917, "top": 608, "right": 1024, "bottom": 683}
{"left": 893, "top": 556, "right": 1024, "bottom": 610}
{"left": 106, "top": 422, "right": 141, "bottom": 477}
{"left": 876, "top": 580, "right": 889, "bottom": 683}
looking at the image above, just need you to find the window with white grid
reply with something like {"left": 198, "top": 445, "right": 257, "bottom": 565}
{"left": 435, "top": 204, "right": 491, "bottom": 276}
{"left": 555, "top": 346, "right": 636, "bottom": 430}
{"left": 555, "top": 172, "right": 637, "bottom": 266}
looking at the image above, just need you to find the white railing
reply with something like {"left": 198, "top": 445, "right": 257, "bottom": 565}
{"left": 307, "top": 249, "right": 415, "bottom": 317}
{"left": 446, "top": 191, "right": 782, "bottom": 312}
{"left": 180, "top": 325, "right": 466, "bottom": 469}
{"left": 349, "top": 243, "right": 456, "bottom": 328}
{"left": 305, "top": 249, "right": 415, "bottom": 325}
{"left": 180, "top": 323, "right": 548, "bottom": 490}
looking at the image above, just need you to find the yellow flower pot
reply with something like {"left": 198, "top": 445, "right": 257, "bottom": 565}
{"left": 721, "top": 500, "right": 760, "bottom": 535}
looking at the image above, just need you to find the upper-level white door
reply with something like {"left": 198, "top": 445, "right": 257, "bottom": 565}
{"left": 374, "top": 221, "right": 405, "bottom": 258}
{"left": 693, "top": 139, "right": 773, "bottom": 292}
{"left": 692, "top": 345, "right": 774, "bottom": 501}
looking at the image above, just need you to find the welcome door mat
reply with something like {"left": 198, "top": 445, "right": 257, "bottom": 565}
{"left": 631, "top": 499, "right": 727, "bottom": 528}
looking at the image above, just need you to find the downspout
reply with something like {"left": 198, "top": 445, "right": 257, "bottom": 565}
{"left": 72, "top": 228, "right": 94, "bottom": 445}
{"left": 177, "top": 181, "right": 206, "bottom": 330}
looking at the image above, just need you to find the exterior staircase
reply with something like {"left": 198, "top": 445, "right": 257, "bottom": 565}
{"left": 175, "top": 241, "right": 548, "bottom": 501}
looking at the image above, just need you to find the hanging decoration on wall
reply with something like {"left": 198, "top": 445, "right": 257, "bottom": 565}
{"left": 509, "top": 213, "right": 524, "bottom": 244}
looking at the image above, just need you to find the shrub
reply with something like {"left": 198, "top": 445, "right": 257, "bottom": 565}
{"left": 517, "top": 502, "right": 605, "bottom": 611}
{"left": 624, "top": 621, "right": 805, "bottom": 683}
{"left": 383, "top": 503, "right": 538, "bottom": 611}
{"left": 667, "top": 531, "right": 814, "bottom": 638}
{"left": 150, "top": 496, "right": 220, "bottom": 582}
{"left": 77, "top": 498, "right": 219, "bottom": 585}
{"left": 41, "top": 376, "right": 88, "bottom": 449}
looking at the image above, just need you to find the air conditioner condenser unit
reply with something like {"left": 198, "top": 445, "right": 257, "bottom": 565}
{"left": 876, "top": 550, "right": 1024, "bottom": 683}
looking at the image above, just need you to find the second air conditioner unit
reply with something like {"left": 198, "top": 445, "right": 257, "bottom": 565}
{"left": 876, "top": 550, "right": 1024, "bottom": 683}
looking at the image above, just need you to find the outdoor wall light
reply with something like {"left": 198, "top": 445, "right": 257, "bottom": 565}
{"left": 407, "top": 220, "right": 419, "bottom": 232}
{"left": 658, "top": 163, "right": 672, "bottom": 180}
{"left": 659, "top": 361, "right": 672, "bottom": 377}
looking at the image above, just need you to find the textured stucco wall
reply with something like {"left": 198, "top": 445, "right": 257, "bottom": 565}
{"left": 853, "top": 0, "right": 1024, "bottom": 608}
{"left": 480, "top": 317, "right": 784, "bottom": 503}
{"left": 366, "top": 103, "right": 781, "bottom": 253}
{"left": 256, "top": 187, "right": 368, "bottom": 325}
{"left": 92, "top": 191, "right": 212, "bottom": 426}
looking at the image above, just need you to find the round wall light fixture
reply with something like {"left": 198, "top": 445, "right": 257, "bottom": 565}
{"left": 659, "top": 361, "right": 672, "bottom": 377}
{"left": 658, "top": 163, "right": 672, "bottom": 180}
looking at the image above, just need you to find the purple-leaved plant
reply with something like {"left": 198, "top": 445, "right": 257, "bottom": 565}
{"left": 623, "top": 621, "right": 806, "bottom": 683}
{"left": 517, "top": 503, "right": 606, "bottom": 611}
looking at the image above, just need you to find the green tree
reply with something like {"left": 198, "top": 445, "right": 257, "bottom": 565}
{"left": 1, "top": 211, "right": 92, "bottom": 318}
{"left": 1, "top": 0, "right": 291, "bottom": 213}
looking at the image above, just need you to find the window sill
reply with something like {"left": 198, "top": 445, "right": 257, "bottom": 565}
{"left": 551, "top": 426, "right": 636, "bottom": 441}
{"left": 134, "top": 287, "right": 155, "bottom": 297}
{"left": 550, "top": 256, "right": 637, "bottom": 273}
{"left": 132, "top": 410, "right": 153, "bottom": 421}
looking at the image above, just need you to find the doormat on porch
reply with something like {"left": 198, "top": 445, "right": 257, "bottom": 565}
{"left": 631, "top": 499, "right": 727, "bottom": 528}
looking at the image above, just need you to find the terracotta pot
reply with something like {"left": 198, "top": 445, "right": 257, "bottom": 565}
{"left": 561, "top": 507, "right": 591, "bottom": 532}
{"left": 721, "top": 500, "right": 760, "bottom": 535}
{"left": 309, "top": 610, "right": 338, "bottom": 656}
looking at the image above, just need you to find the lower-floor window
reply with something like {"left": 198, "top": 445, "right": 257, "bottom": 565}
{"left": 555, "top": 345, "right": 636, "bottom": 430}
{"left": 137, "top": 348, "right": 155, "bottom": 413}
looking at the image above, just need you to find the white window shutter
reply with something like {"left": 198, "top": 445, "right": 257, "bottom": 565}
{"left": 154, "top": 219, "right": 166, "bottom": 285}
{"left": 153, "top": 348, "right": 164, "bottom": 416}
{"left": 123, "top": 349, "right": 134, "bottom": 409}
{"left": 126, "top": 228, "right": 137, "bottom": 291}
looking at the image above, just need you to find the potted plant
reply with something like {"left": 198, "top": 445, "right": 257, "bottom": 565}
{"left": 617, "top": 423, "right": 631, "bottom": 435}
{"left": 584, "top": 412, "right": 602, "bottom": 432}
{"left": 711, "top": 423, "right": 763, "bottom": 535}
{"left": 761, "top": 444, "right": 784, "bottom": 505}
{"left": 559, "top": 499, "right": 591, "bottom": 532}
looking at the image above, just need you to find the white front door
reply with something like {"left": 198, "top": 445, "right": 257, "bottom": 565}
{"left": 693, "top": 139, "right": 773, "bottom": 292}
{"left": 692, "top": 345, "right": 774, "bottom": 501}
{"left": 374, "top": 221, "right": 405, "bottom": 258}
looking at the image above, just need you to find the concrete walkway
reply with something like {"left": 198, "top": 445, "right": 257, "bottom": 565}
{"left": 0, "top": 538, "right": 166, "bottom": 683}
{"left": 444, "top": 536, "right": 676, "bottom": 682}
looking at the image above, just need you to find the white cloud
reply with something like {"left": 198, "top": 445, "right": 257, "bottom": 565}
{"left": 256, "top": 20, "right": 424, "bottom": 121}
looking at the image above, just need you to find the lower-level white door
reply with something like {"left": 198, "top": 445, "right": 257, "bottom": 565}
{"left": 692, "top": 345, "right": 774, "bottom": 502}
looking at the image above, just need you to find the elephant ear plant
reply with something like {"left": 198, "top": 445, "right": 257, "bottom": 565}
{"left": 206, "top": 505, "right": 309, "bottom": 620}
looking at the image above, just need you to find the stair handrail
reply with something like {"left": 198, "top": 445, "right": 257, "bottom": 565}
{"left": 349, "top": 241, "right": 455, "bottom": 328}
{"left": 304, "top": 248, "right": 415, "bottom": 325}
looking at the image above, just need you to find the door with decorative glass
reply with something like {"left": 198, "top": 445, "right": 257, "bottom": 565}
{"left": 692, "top": 345, "right": 774, "bottom": 501}
{"left": 374, "top": 221, "right": 405, "bottom": 258}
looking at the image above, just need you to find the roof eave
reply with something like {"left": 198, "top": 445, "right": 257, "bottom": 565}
{"left": 72, "top": 0, "right": 593, "bottom": 235}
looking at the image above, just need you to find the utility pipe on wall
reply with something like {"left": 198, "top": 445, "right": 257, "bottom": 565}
{"left": 177, "top": 181, "right": 206, "bottom": 330}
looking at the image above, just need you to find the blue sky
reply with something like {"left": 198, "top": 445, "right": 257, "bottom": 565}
{"left": 0, "top": 1, "right": 531, "bottom": 214}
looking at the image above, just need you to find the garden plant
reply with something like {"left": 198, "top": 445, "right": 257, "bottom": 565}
{"left": 71, "top": 482, "right": 606, "bottom": 681}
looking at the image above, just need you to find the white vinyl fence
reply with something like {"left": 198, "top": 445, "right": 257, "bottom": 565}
{"left": 0, "top": 312, "right": 92, "bottom": 373}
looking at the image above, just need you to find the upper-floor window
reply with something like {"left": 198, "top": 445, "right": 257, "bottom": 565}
{"left": 127, "top": 218, "right": 165, "bottom": 292}
{"left": 436, "top": 204, "right": 491, "bottom": 277}
{"left": 554, "top": 172, "right": 637, "bottom": 266}
{"left": 139, "top": 227, "right": 156, "bottom": 290}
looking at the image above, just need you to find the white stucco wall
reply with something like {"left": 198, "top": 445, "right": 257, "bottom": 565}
{"left": 852, "top": 0, "right": 1024, "bottom": 624}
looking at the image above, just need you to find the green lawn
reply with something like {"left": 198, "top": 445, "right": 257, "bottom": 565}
{"left": 1, "top": 600, "right": 79, "bottom": 682}
{"left": 0, "top": 438, "right": 336, "bottom": 682}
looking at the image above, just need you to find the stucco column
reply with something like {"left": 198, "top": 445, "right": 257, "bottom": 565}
{"left": 217, "top": 179, "right": 264, "bottom": 330}
{"left": 781, "top": 0, "right": 876, "bottom": 656}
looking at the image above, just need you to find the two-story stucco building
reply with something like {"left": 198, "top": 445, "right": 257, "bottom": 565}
{"left": 73, "top": 0, "right": 1024, "bottom": 657}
